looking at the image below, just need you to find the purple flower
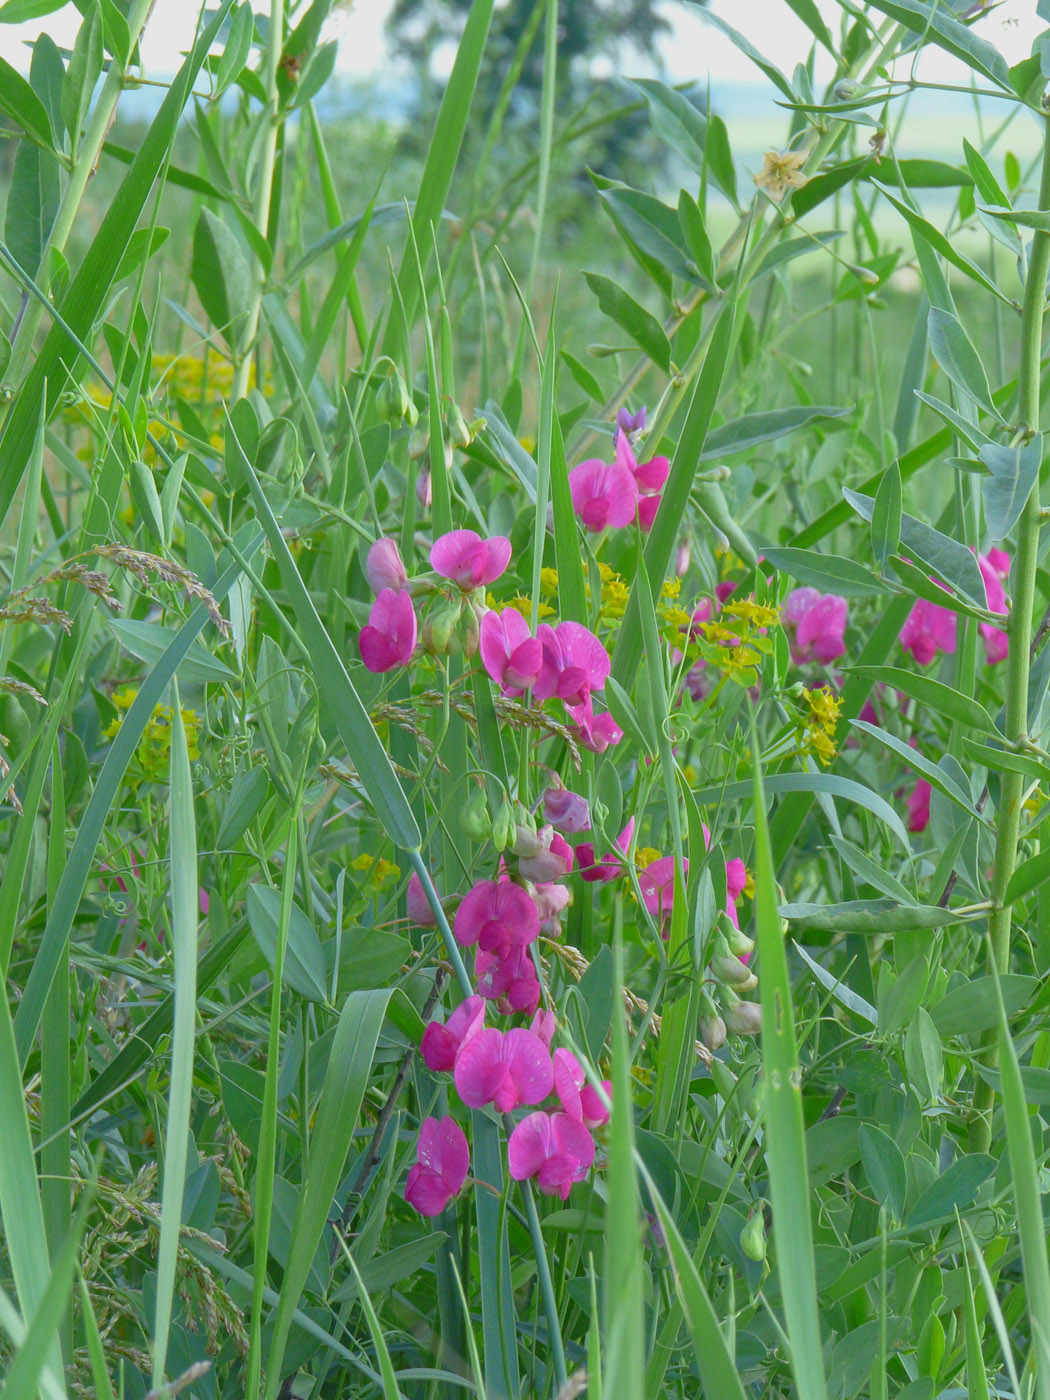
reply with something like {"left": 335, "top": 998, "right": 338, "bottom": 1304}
{"left": 577, "top": 818, "right": 635, "bottom": 883}
{"left": 479, "top": 608, "right": 542, "bottom": 695}
{"left": 507, "top": 1111, "right": 596, "bottom": 1199}
{"left": 542, "top": 786, "right": 591, "bottom": 834}
{"left": 430, "top": 529, "right": 512, "bottom": 589}
{"left": 616, "top": 405, "right": 647, "bottom": 438}
{"left": 454, "top": 1027, "right": 554, "bottom": 1113}
{"left": 358, "top": 589, "right": 417, "bottom": 672}
{"left": 405, "top": 1116, "right": 470, "bottom": 1216}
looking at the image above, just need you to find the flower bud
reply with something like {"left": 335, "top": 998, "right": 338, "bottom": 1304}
{"left": 675, "top": 541, "right": 691, "bottom": 577}
{"left": 365, "top": 537, "right": 408, "bottom": 595}
{"left": 446, "top": 399, "right": 473, "bottom": 450}
{"left": 724, "top": 923, "right": 755, "bottom": 959}
{"left": 711, "top": 935, "right": 754, "bottom": 988}
{"left": 491, "top": 798, "right": 515, "bottom": 853}
{"left": 542, "top": 785, "right": 591, "bottom": 834}
{"left": 511, "top": 819, "right": 545, "bottom": 859}
{"left": 700, "top": 1013, "right": 727, "bottom": 1052}
{"left": 722, "top": 995, "right": 762, "bottom": 1036}
{"left": 459, "top": 605, "right": 480, "bottom": 658}
{"left": 416, "top": 469, "right": 432, "bottom": 509}
{"left": 740, "top": 1209, "right": 767, "bottom": 1262}
{"left": 421, "top": 600, "right": 460, "bottom": 656}
{"left": 460, "top": 788, "right": 490, "bottom": 842}
{"left": 409, "top": 428, "right": 429, "bottom": 461}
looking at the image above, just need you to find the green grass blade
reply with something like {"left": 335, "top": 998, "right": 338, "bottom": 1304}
{"left": 151, "top": 693, "right": 199, "bottom": 1390}
{"left": 263, "top": 989, "right": 392, "bottom": 1400}
{"left": 471, "top": 1113, "right": 521, "bottom": 1400}
{"left": 752, "top": 728, "right": 829, "bottom": 1400}
{"left": 77, "top": 1277, "right": 117, "bottom": 1400}
{"left": 227, "top": 412, "right": 421, "bottom": 851}
{"left": 13, "top": 549, "right": 256, "bottom": 1063}
{"left": 339, "top": 1247, "right": 404, "bottom": 1400}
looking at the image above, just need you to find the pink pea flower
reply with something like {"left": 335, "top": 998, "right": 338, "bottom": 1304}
{"left": 358, "top": 588, "right": 418, "bottom": 673}
{"left": 543, "top": 786, "right": 591, "bottom": 834}
{"left": 430, "top": 530, "right": 512, "bottom": 590}
{"left": 907, "top": 778, "right": 931, "bottom": 833}
{"left": 416, "top": 469, "right": 433, "bottom": 509}
{"left": 783, "top": 587, "right": 848, "bottom": 664}
{"left": 978, "top": 550, "right": 1009, "bottom": 664}
{"left": 577, "top": 817, "right": 635, "bottom": 883}
{"left": 553, "top": 1048, "right": 611, "bottom": 1128}
{"left": 365, "top": 537, "right": 408, "bottom": 594}
{"left": 533, "top": 621, "right": 610, "bottom": 706}
{"left": 518, "top": 828, "right": 574, "bottom": 883}
{"left": 639, "top": 855, "right": 686, "bottom": 930}
{"left": 454, "top": 1027, "right": 554, "bottom": 1112}
{"left": 420, "top": 995, "right": 486, "bottom": 1073}
{"left": 529, "top": 1008, "right": 557, "bottom": 1047}
{"left": 637, "top": 494, "right": 662, "bottom": 532}
{"left": 507, "top": 1111, "right": 596, "bottom": 1200}
{"left": 532, "top": 879, "right": 572, "bottom": 930}
{"left": 564, "top": 697, "right": 623, "bottom": 753}
{"left": 479, "top": 608, "right": 542, "bottom": 695}
{"left": 616, "top": 429, "right": 669, "bottom": 496}
{"left": 454, "top": 879, "right": 539, "bottom": 956}
{"left": 407, "top": 871, "right": 436, "bottom": 926}
{"left": 475, "top": 945, "right": 542, "bottom": 1015}
{"left": 899, "top": 593, "right": 957, "bottom": 666}
{"left": 725, "top": 856, "right": 748, "bottom": 931}
{"left": 405, "top": 1116, "right": 470, "bottom": 1217}
{"left": 715, "top": 581, "right": 737, "bottom": 605}
{"left": 568, "top": 457, "right": 638, "bottom": 533}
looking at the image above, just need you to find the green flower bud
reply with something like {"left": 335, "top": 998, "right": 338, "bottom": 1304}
{"left": 461, "top": 788, "right": 490, "bottom": 842}
{"left": 740, "top": 1208, "right": 767, "bottom": 1262}
{"left": 492, "top": 798, "right": 515, "bottom": 852}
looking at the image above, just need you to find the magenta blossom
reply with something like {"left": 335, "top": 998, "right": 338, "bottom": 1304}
{"left": 907, "top": 778, "right": 931, "bottom": 833}
{"left": 454, "top": 1027, "right": 553, "bottom": 1112}
{"left": 404, "top": 1116, "right": 470, "bottom": 1217}
{"left": 518, "top": 827, "right": 574, "bottom": 883}
{"left": 359, "top": 588, "right": 417, "bottom": 673}
{"left": 725, "top": 856, "right": 748, "bottom": 931}
{"left": 454, "top": 879, "right": 539, "bottom": 956}
{"left": 577, "top": 817, "right": 635, "bottom": 883}
{"left": 783, "top": 587, "right": 848, "bottom": 665}
{"left": 507, "top": 1111, "right": 596, "bottom": 1200}
{"left": 639, "top": 855, "right": 686, "bottom": 930}
{"left": 533, "top": 621, "right": 610, "bottom": 706}
{"left": 365, "top": 537, "right": 408, "bottom": 594}
{"left": 553, "top": 1048, "right": 611, "bottom": 1128}
{"left": 420, "top": 995, "right": 486, "bottom": 1073}
{"left": 475, "top": 945, "right": 542, "bottom": 1015}
{"left": 616, "top": 428, "right": 669, "bottom": 496}
{"left": 637, "top": 494, "right": 662, "bottom": 532}
{"left": 978, "top": 550, "right": 1009, "bottom": 664}
{"left": 406, "top": 872, "right": 437, "bottom": 926}
{"left": 430, "top": 530, "right": 512, "bottom": 589}
{"left": 565, "top": 697, "right": 623, "bottom": 753}
{"left": 532, "top": 879, "right": 572, "bottom": 930}
{"left": 543, "top": 786, "right": 591, "bottom": 834}
{"left": 479, "top": 608, "right": 542, "bottom": 694}
{"left": 899, "top": 592, "right": 958, "bottom": 666}
{"left": 529, "top": 1008, "right": 557, "bottom": 1047}
{"left": 568, "top": 457, "right": 638, "bottom": 533}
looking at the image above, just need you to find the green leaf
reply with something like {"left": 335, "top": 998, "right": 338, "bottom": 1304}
{"left": 763, "top": 547, "right": 889, "bottom": 596}
{"left": 980, "top": 435, "right": 1042, "bottom": 540}
{"left": 285, "top": 201, "right": 415, "bottom": 283}
{"left": 829, "top": 835, "right": 914, "bottom": 906}
{"left": 60, "top": 5, "right": 102, "bottom": 149}
{"left": 262, "top": 991, "right": 391, "bottom": 1400}
{"left": 845, "top": 489, "right": 987, "bottom": 606}
{"left": 0, "top": 54, "right": 55, "bottom": 146}
{"left": 700, "top": 404, "right": 851, "bottom": 459}
{"left": 247, "top": 884, "right": 328, "bottom": 1003}
{"left": 931, "top": 975, "right": 1036, "bottom": 1037}
{"left": 913, "top": 391, "right": 992, "bottom": 454}
{"left": 1005, "top": 846, "right": 1050, "bottom": 906}
{"left": 859, "top": 1124, "right": 906, "bottom": 1219}
{"left": 4, "top": 140, "right": 60, "bottom": 280}
{"left": 793, "top": 939, "right": 878, "bottom": 1026}
{"left": 677, "top": 189, "right": 714, "bottom": 283}
{"left": 691, "top": 770, "right": 910, "bottom": 847}
{"left": 0, "top": 0, "right": 70, "bottom": 18}
{"left": 191, "top": 207, "right": 252, "bottom": 349}
{"left": 752, "top": 736, "right": 829, "bottom": 1400}
{"left": 963, "top": 141, "right": 1011, "bottom": 208}
{"left": 904, "top": 1007, "right": 942, "bottom": 1101}
{"left": 927, "top": 308, "right": 1001, "bottom": 420}
{"left": 873, "top": 181, "right": 1012, "bottom": 308}
{"left": 862, "top": 0, "right": 1011, "bottom": 90}
{"left": 851, "top": 720, "right": 985, "bottom": 822}
{"left": 584, "top": 271, "right": 671, "bottom": 372}
{"left": 109, "top": 617, "right": 234, "bottom": 685}
{"left": 215, "top": 0, "right": 255, "bottom": 96}
{"left": 782, "top": 0, "right": 835, "bottom": 49}
{"left": 906, "top": 1154, "right": 996, "bottom": 1229}
{"left": 597, "top": 183, "right": 701, "bottom": 286}
{"left": 871, "top": 462, "right": 901, "bottom": 574}
{"left": 847, "top": 666, "right": 998, "bottom": 734}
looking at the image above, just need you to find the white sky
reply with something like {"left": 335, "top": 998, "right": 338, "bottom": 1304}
{"left": 0, "top": 0, "right": 1043, "bottom": 86}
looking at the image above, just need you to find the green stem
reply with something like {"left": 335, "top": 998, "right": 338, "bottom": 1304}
{"left": 970, "top": 109, "right": 1050, "bottom": 1154}
{"left": 231, "top": 0, "right": 285, "bottom": 402}
{"left": 3, "top": 0, "right": 158, "bottom": 390}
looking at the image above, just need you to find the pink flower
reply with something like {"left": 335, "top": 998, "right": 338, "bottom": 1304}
{"left": 454, "top": 879, "right": 540, "bottom": 956}
{"left": 454, "top": 1027, "right": 554, "bottom": 1112}
{"left": 529, "top": 1008, "right": 557, "bottom": 1046}
{"left": 475, "top": 945, "right": 542, "bottom": 1015}
{"left": 532, "top": 880, "right": 572, "bottom": 929}
{"left": 518, "top": 828, "right": 574, "bottom": 883}
{"left": 978, "top": 551, "right": 1009, "bottom": 664}
{"left": 565, "top": 697, "right": 622, "bottom": 753}
{"left": 907, "top": 778, "right": 931, "bottom": 833}
{"left": 365, "top": 537, "right": 408, "bottom": 594}
{"left": 568, "top": 457, "right": 638, "bottom": 533}
{"left": 407, "top": 872, "right": 437, "bottom": 926}
{"left": 416, "top": 470, "right": 432, "bottom": 509}
{"left": 899, "top": 594, "right": 957, "bottom": 666}
{"left": 430, "top": 530, "right": 512, "bottom": 589}
{"left": 616, "top": 429, "right": 669, "bottom": 496}
{"left": 507, "top": 1111, "right": 596, "bottom": 1199}
{"left": 420, "top": 995, "right": 486, "bottom": 1073}
{"left": 543, "top": 786, "right": 591, "bottom": 834}
{"left": 405, "top": 1116, "right": 470, "bottom": 1216}
{"left": 577, "top": 818, "right": 635, "bottom": 883}
{"left": 715, "top": 581, "right": 737, "bottom": 605}
{"left": 533, "top": 622, "right": 610, "bottom": 706}
{"left": 358, "top": 588, "right": 417, "bottom": 672}
{"left": 783, "top": 587, "right": 848, "bottom": 664}
{"left": 553, "top": 1048, "right": 611, "bottom": 1128}
{"left": 637, "top": 494, "right": 662, "bottom": 532}
{"left": 725, "top": 856, "right": 748, "bottom": 930}
{"left": 479, "top": 608, "right": 542, "bottom": 694}
{"left": 638, "top": 855, "right": 686, "bottom": 930}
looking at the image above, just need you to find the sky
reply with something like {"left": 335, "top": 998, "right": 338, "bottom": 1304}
{"left": 0, "top": 0, "right": 1044, "bottom": 88}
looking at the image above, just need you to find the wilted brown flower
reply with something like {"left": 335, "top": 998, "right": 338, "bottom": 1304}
{"left": 754, "top": 149, "right": 809, "bottom": 202}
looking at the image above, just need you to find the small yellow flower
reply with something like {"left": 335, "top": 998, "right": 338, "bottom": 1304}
{"left": 540, "top": 568, "right": 559, "bottom": 598}
{"left": 754, "top": 149, "right": 809, "bottom": 201}
{"left": 635, "top": 846, "right": 662, "bottom": 870}
{"left": 798, "top": 685, "right": 841, "bottom": 767}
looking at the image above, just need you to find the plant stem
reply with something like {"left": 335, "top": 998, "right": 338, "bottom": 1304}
{"left": 970, "top": 107, "right": 1050, "bottom": 1154}
{"left": 231, "top": 0, "right": 285, "bottom": 402}
{"left": 3, "top": 0, "right": 158, "bottom": 391}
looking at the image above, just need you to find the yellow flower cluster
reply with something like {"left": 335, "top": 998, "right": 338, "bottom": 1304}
{"left": 799, "top": 686, "right": 841, "bottom": 766}
{"left": 350, "top": 852, "right": 401, "bottom": 891}
{"left": 634, "top": 846, "right": 662, "bottom": 870}
{"left": 104, "top": 687, "right": 201, "bottom": 783}
{"left": 696, "top": 596, "right": 781, "bottom": 686}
